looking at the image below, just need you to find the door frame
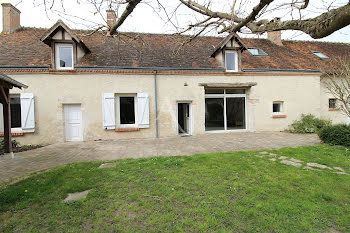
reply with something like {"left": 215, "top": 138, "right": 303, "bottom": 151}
{"left": 63, "top": 104, "right": 83, "bottom": 142}
{"left": 204, "top": 90, "right": 248, "bottom": 132}
{"left": 176, "top": 101, "right": 192, "bottom": 136}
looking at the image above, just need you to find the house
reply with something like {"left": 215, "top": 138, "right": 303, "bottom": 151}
{"left": 0, "top": 3, "right": 349, "bottom": 145}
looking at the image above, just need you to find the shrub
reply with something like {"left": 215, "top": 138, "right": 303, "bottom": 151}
{"left": 288, "top": 114, "right": 331, "bottom": 134}
{"left": 318, "top": 124, "right": 350, "bottom": 147}
{"left": 0, "top": 139, "right": 20, "bottom": 150}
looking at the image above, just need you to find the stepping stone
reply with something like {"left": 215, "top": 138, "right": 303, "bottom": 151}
{"left": 259, "top": 152, "right": 268, "bottom": 155}
{"left": 303, "top": 166, "right": 321, "bottom": 171}
{"left": 269, "top": 153, "right": 277, "bottom": 157}
{"left": 99, "top": 163, "right": 116, "bottom": 168}
{"left": 269, "top": 158, "right": 276, "bottom": 161}
{"left": 63, "top": 190, "right": 91, "bottom": 203}
{"left": 333, "top": 171, "right": 348, "bottom": 175}
{"left": 255, "top": 155, "right": 264, "bottom": 158}
{"left": 280, "top": 160, "right": 302, "bottom": 167}
{"left": 290, "top": 158, "right": 303, "bottom": 163}
{"left": 278, "top": 156, "right": 288, "bottom": 160}
{"left": 333, "top": 167, "right": 345, "bottom": 172}
{"left": 306, "top": 162, "right": 331, "bottom": 170}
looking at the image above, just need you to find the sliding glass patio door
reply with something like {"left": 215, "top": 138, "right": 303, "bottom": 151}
{"left": 205, "top": 89, "right": 246, "bottom": 131}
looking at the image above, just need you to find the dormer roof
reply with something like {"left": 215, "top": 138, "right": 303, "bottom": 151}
{"left": 211, "top": 33, "right": 248, "bottom": 57}
{"left": 40, "top": 20, "right": 91, "bottom": 53}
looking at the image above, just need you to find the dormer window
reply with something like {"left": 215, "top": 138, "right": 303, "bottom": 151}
{"left": 55, "top": 43, "right": 74, "bottom": 70}
{"left": 225, "top": 50, "right": 238, "bottom": 72}
{"left": 248, "top": 48, "right": 268, "bottom": 56}
{"left": 312, "top": 51, "right": 328, "bottom": 59}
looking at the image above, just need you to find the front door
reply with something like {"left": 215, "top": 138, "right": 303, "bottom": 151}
{"left": 178, "top": 103, "right": 191, "bottom": 135}
{"left": 64, "top": 104, "right": 83, "bottom": 141}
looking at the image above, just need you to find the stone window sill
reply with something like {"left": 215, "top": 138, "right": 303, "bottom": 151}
{"left": 115, "top": 128, "right": 140, "bottom": 132}
{"left": 328, "top": 108, "right": 339, "bottom": 111}
{"left": 0, "top": 132, "right": 24, "bottom": 137}
{"left": 272, "top": 114, "right": 287, "bottom": 118}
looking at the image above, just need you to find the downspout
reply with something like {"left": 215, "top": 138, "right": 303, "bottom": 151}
{"left": 154, "top": 71, "right": 159, "bottom": 138}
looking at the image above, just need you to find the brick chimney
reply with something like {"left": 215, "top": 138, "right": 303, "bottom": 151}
{"left": 106, "top": 10, "right": 116, "bottom": 28}
{"left": 267, "top": 17, "right": 282, "bottom": 45}
{"left": 2, "top": 3, "right": 21, "bottom": 34}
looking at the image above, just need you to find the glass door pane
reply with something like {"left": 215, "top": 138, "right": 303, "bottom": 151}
{"left": 226, "top": 97, "right": 246, "bottom": 130}
{"left": 205, "top": 98, "right": 224, "bottom": 131}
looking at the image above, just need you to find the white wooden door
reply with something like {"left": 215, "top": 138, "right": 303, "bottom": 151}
{"left": 64, "top": 104, "right": 83, "bottom": 141}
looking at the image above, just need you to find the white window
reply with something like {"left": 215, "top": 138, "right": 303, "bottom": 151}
{"left": 0, "top": 93, "right": 35, "bottom": 133}
{"left": 55, "top": 43, "right": 74, "bottom": 70}
{"left": 225, "top": 51, "right": 238, "bottom": 72}
{"left": 116, "top": 94, "right": 137, "bottom": 128}
{"left": 102, "top": 93, "right": 149, "bottom": 130}
{"left": 273, "top": 101, "right": 284, "bottom": 115}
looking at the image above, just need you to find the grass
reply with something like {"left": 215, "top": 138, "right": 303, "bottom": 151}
{"left": 0, "top": 145, "right": 349, "bottom": 232}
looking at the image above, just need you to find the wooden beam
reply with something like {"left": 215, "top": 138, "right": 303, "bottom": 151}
{"left": 0, "top": 86, "right": 9, "bottom": 104}
{"left": 3, "top": 87, "right": 12, "bottom": 153}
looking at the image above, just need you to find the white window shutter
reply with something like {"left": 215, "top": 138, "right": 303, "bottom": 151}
{"left": 137, "top": 93, "right": 149, "bottom": 128}
{"left": 20, "top": 93, "right": 35, "bottom": 133}
{"left": 102, "top": 93, "right": 115, "bottom": 130}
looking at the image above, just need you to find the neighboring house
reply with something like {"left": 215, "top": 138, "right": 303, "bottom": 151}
{"left": 0, "top": 3, "right": 349, "bottom": 145}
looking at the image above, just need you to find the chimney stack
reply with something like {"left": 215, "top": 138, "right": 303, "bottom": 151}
{"left": 2, "top": 3, "right": 21, "bottom": 34}
{"left": 267, "top": 17, "right": 282, "bottom": 45}
{"left": 106, "top": 10, "right": 116, "bottom": 28}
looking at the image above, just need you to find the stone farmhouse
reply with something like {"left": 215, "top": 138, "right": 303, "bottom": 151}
{"left": 0, "top": 3, "right": 349, "bottom": 144}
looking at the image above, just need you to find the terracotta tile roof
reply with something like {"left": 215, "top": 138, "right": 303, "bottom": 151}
{"left": 0, "top": 27, "right": 349, "bottom": 71}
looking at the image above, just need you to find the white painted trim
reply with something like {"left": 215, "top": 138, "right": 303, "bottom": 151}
{"left": 55, "top": 43, "right": 74, "bottom": 70}
{"left": 225, "top": 50, "right": 238, "bottom": 72}
{"left": 176, "top": 101, "right": 193, "bottom": 136}
{"left": 116, "top": 94, "right": 138, "bottom": 128}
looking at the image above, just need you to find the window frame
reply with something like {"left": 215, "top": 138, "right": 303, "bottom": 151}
{"left": 205, "top": 88, "right": 247, "bottom": 132}
{"left": 272, "top": 101, "right": 284, "bottom": 115}
{"left": 247, "top": 48, "right": 268, "bottom": 56}
{"left": 225, "top": 50, "right": 239, "bottom": 72}
{"left": 328, "top": 98, "right": 339, "bottom": 110}
{"left": 55, "top": 43, "right": 74, "bottom": 70}
{"left": 115, "top": 94, "right": 138, "bottom": 128}
{"left": 312, "top": 51, "right": 329, "bottom": 59}
{"left": 9, "top": 94, "right": 22, "bottom": 132}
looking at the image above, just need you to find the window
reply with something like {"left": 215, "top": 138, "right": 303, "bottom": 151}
{"left": 205, "top": 89, "right": 246, "bottom": 131}
{"left": 329, "top": 98, "right": 337, "bottom": 109}
{"left": 10, "top": 96, "right": 21, "bottom": 128}
{"left": 0, "top": 93, "right": 35, "bottom": 133}
{"left": 116, "top": 94, "right": 137, "bottom": 127}
{"left": 55, "top": 43, "right": 74, "bottom": 70}
{"left": 225, "top": 51, "right": 238, "bottom": 72}
{"left": 312, "top": 51, "right": 328, "bottom": 59}
{"left": 248, "top": 48, "right": 268, "bottom": 56}
{"left": 273, "top": 101, "right": 284, "bottom": 115}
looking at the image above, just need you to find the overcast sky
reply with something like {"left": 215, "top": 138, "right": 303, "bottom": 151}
{"left": 0, "top": 0, "right": 349, "bottom": 42}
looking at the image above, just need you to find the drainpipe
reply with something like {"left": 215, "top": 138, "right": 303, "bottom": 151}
{"left": 154, "top": 71, "right": 159, "bottom": 138}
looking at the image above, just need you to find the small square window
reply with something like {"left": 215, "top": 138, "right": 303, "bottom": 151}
{"left": 329, "top": 98, "right": 337, "bottom": 108}
{"left": 55, "top": 44, "right": 74, "bottom": 70}
{"left": 225, "top": 51, "right": 238, "bottom": 72}
{"left": 312, "top": 51, "right": 328, "bottom": 59}
{"left": 273, "top": 101, "right": 283, "bottom": 114}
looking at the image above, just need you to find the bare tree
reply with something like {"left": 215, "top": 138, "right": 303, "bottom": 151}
{"left": 322, "top": 59, "right": 350, "bottom": 118}
{"left": 23, "top": 0, "right": 350, "bottom": 38}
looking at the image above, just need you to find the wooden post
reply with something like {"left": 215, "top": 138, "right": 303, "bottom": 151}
{"left": 2, "top": 88, "right": 12, "bottom": 154}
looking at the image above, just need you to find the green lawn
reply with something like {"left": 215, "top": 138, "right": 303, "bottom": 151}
{"left": 0, "top": 145, "right": 349, "bottom": 232}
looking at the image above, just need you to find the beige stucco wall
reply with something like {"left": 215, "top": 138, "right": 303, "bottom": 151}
{"left": 3, "top": 72, "right": 323, "bottom": 145}
{"left": 320, "top": 77, "right": 349, "bottom": 124}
